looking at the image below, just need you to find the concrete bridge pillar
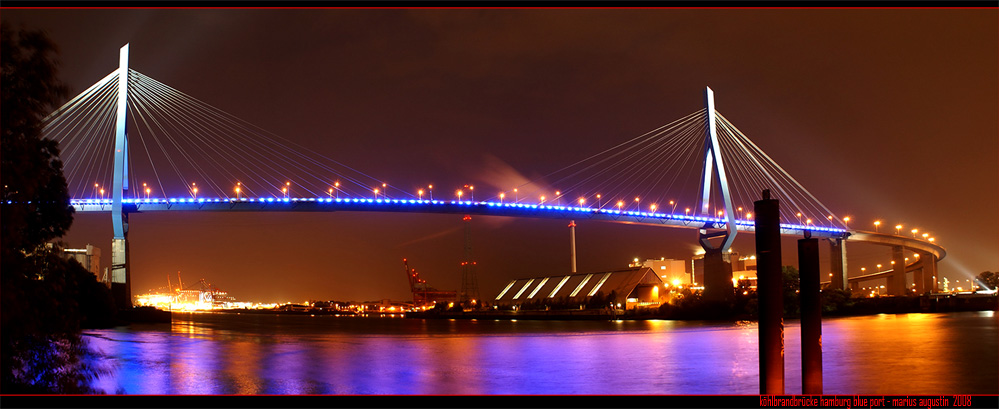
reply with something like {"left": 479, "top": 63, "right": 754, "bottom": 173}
{"left": 828, "top": 238, "right": 848, "bottom": 290}
{"left": 921, "top": 253, "right": 939, "bottom": 293}
{"left": 702, "top": 248, "right": 734, "bottom": 302}
{"left": 913, "top": 265, "right": 925, "bottom": 295}
{"left": 110, "top": 234, "right": 131, "bottom": 308}
{"left": 890, "top": 245, "right": 906, "bottom": 296}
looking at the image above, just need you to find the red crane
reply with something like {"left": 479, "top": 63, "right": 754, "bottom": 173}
{"left": 403, "top": 258, "right": 456, "bottom": 308}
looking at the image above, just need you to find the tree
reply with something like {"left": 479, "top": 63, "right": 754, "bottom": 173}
{"left": 1, "top": 24, "right": 112, "bottom": 393}
{"left": 782, "top": 265, "right": 800, "bottom": 317}
{"left": 1, "top": 24, "right": 73, "bottom": 253}
{"left": 976, "top": 271, "right": 998, "bottom": 291}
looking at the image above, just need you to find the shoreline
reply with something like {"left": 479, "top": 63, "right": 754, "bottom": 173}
{"left": 136, "top": 293, "right": 998, "bottom": 322}
{"left": 407, "top": 293, "right": 998, "bottom": 321}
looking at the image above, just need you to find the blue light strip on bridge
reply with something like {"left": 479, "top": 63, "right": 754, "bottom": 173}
{"left": 67, "top": 196, "right": 848, "bottom": 235}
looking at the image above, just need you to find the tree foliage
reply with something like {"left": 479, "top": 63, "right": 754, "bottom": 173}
{"left": 1, "top": 23, "right": 114, "bottom": 393}
{"left": 781, "top": 265, "right": 801, "bottom": 317}
{"left": 2, "top": 246, "right": 114, "bottom": 393}
{"left": 976, "top": 271, "right": 998, "bottom": 291}
{"left": 1, "top": 23, "right": 73, "bottom": 254}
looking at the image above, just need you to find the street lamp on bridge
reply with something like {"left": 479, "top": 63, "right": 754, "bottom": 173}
{"left": 895, "top": 224, "right": 903, "bottom": 235}
{"left": 874, "top": 220, "right": 881, "bottom": 233}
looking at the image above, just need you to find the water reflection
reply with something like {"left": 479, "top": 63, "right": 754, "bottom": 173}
{"left": 82, "top": 311, "right": 997, "bottom": 395}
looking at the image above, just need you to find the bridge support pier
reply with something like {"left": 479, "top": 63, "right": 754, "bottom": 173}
{"left": 110, "top": 233, "right": 131, "bottom": 308}
{"left": 890, "top": 245, "right": 906, "bottom": 296}
{"left": 921, "top": 253, "right": 938, "bottom": 294}
{"left": 828, "top": 238, "right": 848, "bottom": 291}
{"left": 701, "top": 248, "right": 734, "bottom": 302}
{"left": 914, "top": 266, "right": 925, "bottom": 295}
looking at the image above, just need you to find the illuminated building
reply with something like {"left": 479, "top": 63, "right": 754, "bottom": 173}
{"left": 493, "top": 267, "right": 666, "bottom": 310}
{"left": 629, "top": 257, "right": 691, "bottom": 286}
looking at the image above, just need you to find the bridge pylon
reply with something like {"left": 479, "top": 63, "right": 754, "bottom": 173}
{"left": 698, "top": 87, "right": 737, "bottom": 302}
{"left": 110, "top": 44, "right": 132, "bottom": 308}
{"left": 459, "top": 215, "right": 479, "bottom": 305}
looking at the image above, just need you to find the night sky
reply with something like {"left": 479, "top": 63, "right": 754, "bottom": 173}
{"left": 4, "top": 9, "right": 996, "bottom": 303}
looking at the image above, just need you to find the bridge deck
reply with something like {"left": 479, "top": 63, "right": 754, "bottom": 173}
{"left": 69, "top": 197, "right": 850, "bottom": 239}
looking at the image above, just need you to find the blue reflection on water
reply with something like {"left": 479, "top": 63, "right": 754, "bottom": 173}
{"left": 82, "top": 311, "right": 997, "bottom": 395}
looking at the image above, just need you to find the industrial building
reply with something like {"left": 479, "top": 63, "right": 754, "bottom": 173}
{"left": 493, "top": 267, "right": 666, "bottom": 310}
{"left": 629, "top": 257, "right": 692, "bottom": 286}
{"left": 59, "top": 244, "right": 107, "bottom": 286}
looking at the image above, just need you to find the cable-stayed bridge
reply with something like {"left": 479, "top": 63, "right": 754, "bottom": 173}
{"left": 35, "top": 45, "right": 945, "bottom": 307}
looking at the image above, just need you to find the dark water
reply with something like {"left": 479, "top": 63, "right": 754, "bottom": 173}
{"left": 83, "top": 311, "right": 997, "bottom": 395}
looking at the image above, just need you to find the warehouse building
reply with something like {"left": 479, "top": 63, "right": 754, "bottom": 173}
{"left": 493, "top": 267, "right": 666, "bottom": 310}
